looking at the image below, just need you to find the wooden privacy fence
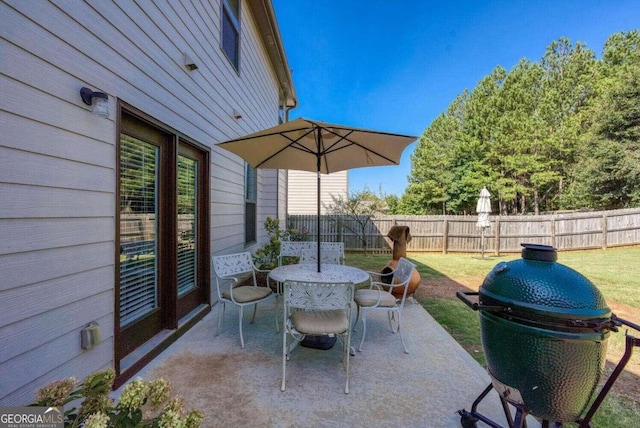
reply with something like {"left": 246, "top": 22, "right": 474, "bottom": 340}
{"left": 287, "top": 208, "right": 640, "bottom": 254}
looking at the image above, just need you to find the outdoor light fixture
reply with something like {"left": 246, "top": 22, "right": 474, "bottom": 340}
{"left": 80, "top": 87, "right": 109, "bottom": 117}
{"left": 184, "top": 52, "right": 198, "bottom": 71}
{"left": 80, "top": 321, "right": 102, "bottom": 350}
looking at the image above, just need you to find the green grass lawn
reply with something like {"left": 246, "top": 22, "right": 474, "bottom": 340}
{"left": 346, "top": 247, "right": 640, "bottom": 427}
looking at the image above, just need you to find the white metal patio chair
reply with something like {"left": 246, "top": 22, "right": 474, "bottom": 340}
{"left": 278, "top": 241, "right": 317, "bottom": 266}
{"left": 298, "top": 247, "right": 343, "bottom": 265}
{"left": 281, "top": 280, "right": 355, "bottom": 394}
{"left": 354, "top": 257, "right": 417, "bottom": 354}
{"left": 274, "top": 241, "right": 316, "bottom": 294}
{"left": 320, "top": 242, "right": 346, "bottom": 265}
{"left": 211, "top": 252, "right": 278, "bottom": 348}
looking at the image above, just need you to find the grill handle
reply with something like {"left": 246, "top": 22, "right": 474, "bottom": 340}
{"left": 580, "top": 316, "right": 640, "bottom": 426}
{"left": 456, "top": 291, "right": 509, "bottom": 313}
{"left": 456, "top": 291, "right": 480, "bottom": 311}
{"left": 612, "top": 313, "right": 640, "bottom": 332}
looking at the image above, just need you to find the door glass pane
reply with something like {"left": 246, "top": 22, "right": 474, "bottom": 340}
{"left": 119, "top": 136, "right": 158, "bottom": 327}
{"left": 177, "top": 155, "right": 197, "bottom": 296}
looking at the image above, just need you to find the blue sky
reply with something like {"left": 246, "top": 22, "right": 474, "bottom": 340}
{"left": 271, "top": 0, "right": 640, "bottom": 196}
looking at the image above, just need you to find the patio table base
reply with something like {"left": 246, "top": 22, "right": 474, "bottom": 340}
{"left": 301, "top": 335, "right": 337, "bottom": 350}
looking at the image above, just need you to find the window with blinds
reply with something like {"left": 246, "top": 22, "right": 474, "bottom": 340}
{"left": 177, "top": 155, "right": 197, "bottom": 296}
{"left": 119, "top": 136, "right": 159, "bottom": 327}
{"left": 245, "top": 163, "right": 257, "bottom": 244}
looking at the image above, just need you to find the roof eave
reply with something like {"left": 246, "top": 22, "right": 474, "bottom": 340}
{"left": 247, "top": 0, "right": 297, "bottom": 109}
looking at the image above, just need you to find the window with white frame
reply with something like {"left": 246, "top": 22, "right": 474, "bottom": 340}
{"left": 221, "top": 0, "right": 240, "bottom": 70}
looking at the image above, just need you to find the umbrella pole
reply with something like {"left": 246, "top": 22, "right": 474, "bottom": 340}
{"left": 317, "top": 157, "right": 321, "bottom": 273}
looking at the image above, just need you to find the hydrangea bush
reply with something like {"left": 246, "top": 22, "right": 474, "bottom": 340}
{"left": 31, "top": 369, "right": 203, "bottom": 428}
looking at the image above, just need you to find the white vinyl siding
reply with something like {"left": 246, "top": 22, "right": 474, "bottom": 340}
{"left": 287, "top": 171, "right": 348, "bottom": 215}
{"left": 277, "top": 169, "right": 288, "bottom": 226}
{"left": 0, "top": 0, "right": 285, "bottom": 405}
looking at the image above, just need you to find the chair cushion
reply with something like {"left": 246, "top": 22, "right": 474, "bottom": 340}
{"left": 354, "top": 289, "right": 397, "bottom": 308}
{"left": 223, "top": 286, "right": 272, "bottom": 303}
{"left": 291, "top": 310, "right": 348, "bottom": 335}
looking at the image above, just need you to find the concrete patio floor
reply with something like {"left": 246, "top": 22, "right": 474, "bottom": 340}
{"left": 119, "top": 298, "right": 526, "bottom": 427}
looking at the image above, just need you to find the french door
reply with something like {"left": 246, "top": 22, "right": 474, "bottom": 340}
{"left": 176, "top": 144, "right": 208, "bottom": 320}
{"left": 116, "top": 110, "right": 209, "bottom": 370}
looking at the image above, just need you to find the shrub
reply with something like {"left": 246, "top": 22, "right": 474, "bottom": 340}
{"left": 253, "top": 217, "right": 282, "bottom": 270}
{"left": 31, "top": 369, "right": 203, "bottom": 428}
{"left": 253, "top": 217, "right": 305, "bottom": 269}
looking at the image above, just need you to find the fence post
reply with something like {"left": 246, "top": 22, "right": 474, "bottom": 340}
{"left": 602, "top": 213, "right": 608, "bottom": 249}
{"left": 494, "top": 218, "right": 500, "bottom": 256}
{"left": 443, "top": 217, "right": 449, "bottom": 254}
{"left": 550, "top": 217, "right": 556, "bottom": 249}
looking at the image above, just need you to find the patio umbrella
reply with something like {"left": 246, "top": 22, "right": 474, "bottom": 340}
{"left": 476, "top": 187, "right": 492, "bottom": 258}
{"left": 217, "top": 117, "right": 417, "bottom": 272}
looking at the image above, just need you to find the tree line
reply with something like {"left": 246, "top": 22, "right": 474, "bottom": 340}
{"left": 393, "top": 30, "right": 640, "bottom": 215}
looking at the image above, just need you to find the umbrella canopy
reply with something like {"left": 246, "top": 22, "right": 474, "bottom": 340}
{"left": 476, "top": 187, "right": 492, "bottom": 229}
{"left": 218, "top": 118, "right": 416, "bottom": 173}
{"left": 217, "top": 118, "right": 417, "bottom": 271}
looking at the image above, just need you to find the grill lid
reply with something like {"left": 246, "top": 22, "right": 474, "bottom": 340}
{"left": 479, "top": 244, "right": 611, "bottom": 322}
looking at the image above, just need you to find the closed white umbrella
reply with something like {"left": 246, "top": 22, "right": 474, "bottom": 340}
{"left": 217, "top": 118, "right": 416, "bottom": 272}
{"left": 476, "top": 187, "right": 492, "bottom": 228}
{"left": 476, "top": 187, "right": 492, "bottom": 257}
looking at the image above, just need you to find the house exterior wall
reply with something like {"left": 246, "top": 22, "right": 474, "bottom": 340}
{"left": 278, "top": 169, "right": 288, "bottom": 223}
{"left": 287, "top": 170, "right": 348, "bottom": 214}
{"left": 0, "top": 0, "right": 292, "bottom": 405}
